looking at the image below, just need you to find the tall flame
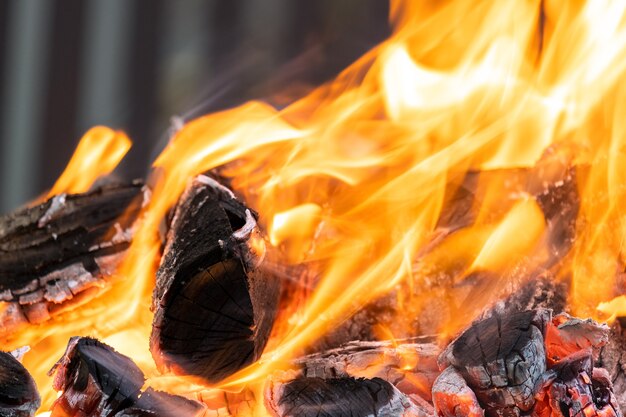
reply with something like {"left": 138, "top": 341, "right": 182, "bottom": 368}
{"left": 47, "top": 126, "right": 131, "bottom": 197}
{"left": 11, "top": 0, "right": 626, "bottom": 414}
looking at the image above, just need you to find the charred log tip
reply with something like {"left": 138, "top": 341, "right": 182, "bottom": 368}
{"left": 440, "top": 309, "right": 549, "bottom": 369}
{"left": 0, "top": 350, "right": 40, "bottom": 417}
{"left": 265, "top": 375, "right": 429, "bottom": 417}
{"left": 0, "top": 181, "right": 148, "bottom": 333}
{"left": 49, "top": 337, "right": 204, "bottom": 417}
{"left": 438, "top": 309, "right": 549, "bottom": 416}
{"left": 49, "top": 336, "right": 144, "bottom": 395}
{"left": 151, "top": 177, "right": 278, "bottom": 383}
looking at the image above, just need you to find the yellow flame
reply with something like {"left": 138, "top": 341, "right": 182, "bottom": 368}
{"left": 47, "top": 126, "right": 131, "bottom": 197}
{"left": 15, "top": 0, "right": 626, "bottom": 414}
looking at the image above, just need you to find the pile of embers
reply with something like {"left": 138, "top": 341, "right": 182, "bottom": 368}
{"left": 1, "top": 175, "right": 625, "bottom": 417}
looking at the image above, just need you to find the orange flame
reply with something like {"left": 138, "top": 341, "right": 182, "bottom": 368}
{"left": 47, "top": 126, "right": 131, "bottom": 197}
{"left": 12, "top": 0, "right": 626, "bottom": 415}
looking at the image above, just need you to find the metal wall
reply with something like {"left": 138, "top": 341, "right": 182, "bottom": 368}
{"left": 0, "top": 0, "right": 389, "bottom": 213}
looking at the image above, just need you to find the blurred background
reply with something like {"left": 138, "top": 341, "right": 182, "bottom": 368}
{"left": 0, "top": 0, "right": 389, "bottom": 213}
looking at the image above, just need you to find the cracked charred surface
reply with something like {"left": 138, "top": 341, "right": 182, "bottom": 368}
{"left": 434, "top": 310, "right": 622, "bottom": 417}
{"left": 0, "top": 351, "right": 40, "bottom": 417}
{"left": 151, "top": 175, "right": 279, "bottom": 383}
{"left": 534, "top": 351, "right": 622, "bottom": 417}
{"left": 49, "top": 337, "right": 203, "bottom": 417}
{"left": 438, "top": 310, "right": 549, "bottom": 417}
{"left": 0, "top": 182, "right": 146, "bottom": 333}
{"left": 265, "top": 375, "right": 431, "bottom": 417}
{"left": 295, "top": 337, "right": 440, "bottom": 402}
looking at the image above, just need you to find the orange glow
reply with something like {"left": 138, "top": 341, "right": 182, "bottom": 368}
{"left": 9, "top": 0, "right": 626, "bottom": 415}
{"left": 47, "top": 126, "right": 131, "bottom": 197}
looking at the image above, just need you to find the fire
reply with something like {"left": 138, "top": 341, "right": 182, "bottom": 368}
{"left": 46, "top": 126, "right": 131, "bottom": 197}
{"left": 7, "top": 0, "right": 626, "bottom": 415}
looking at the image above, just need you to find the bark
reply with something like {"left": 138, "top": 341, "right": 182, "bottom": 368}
{"left": 0, "top": 350, "right": 40, "bottom": 417}
{"left": 0, "top": 182, "right": 146, "bottom": 333}
{"left": 265, "top": 374, "right": 431, "bottom": 417}
{"left": 435, "top": 309, "right": 621, "bottom": 417}
{"left": 49, "top": 337, "right": 204, "bottom": 417}
{"left": 151, "top": 175, "right": 279, "bottom": 383}
{"left": 295, "top": 337, "right": 440, "bottom": 402}
{"left": 438, "top": 310, "right": 549, "bottom": 417}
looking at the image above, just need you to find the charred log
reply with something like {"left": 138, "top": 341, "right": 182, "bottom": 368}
{"left": 265, "top": 374, "right": 430, "bottom": 417}
{"left": 295, "top": 337, "right": 440, "bottom": 401}
{"left": 49, "top": 337, "right": 203, "bottom": 417}
{"left": 151, "top": 175, "right": 279, "bottom": 383}
{"left": 0, "top": 182, "right": 146, "bottom": 332}
{"left": 0, "top": 350, "right": 40, "bottom": 417}
{"left": 438, "top": 309, "right": 549, "bottom": 417}
{"left": 435, "top": 309, "right": 621, "bottom": 417}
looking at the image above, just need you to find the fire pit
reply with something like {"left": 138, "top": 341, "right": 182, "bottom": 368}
{"left": 2, "top": 1, "right": 626, "bottom": 416}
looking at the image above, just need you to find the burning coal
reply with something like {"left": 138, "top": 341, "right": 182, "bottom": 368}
{"left": 2, "top": 0, "right": 626, "bottom": 416}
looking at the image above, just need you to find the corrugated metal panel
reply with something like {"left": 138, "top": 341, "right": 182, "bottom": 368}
{"left": 0, "top": 0, "right": 53, "bottom": 212}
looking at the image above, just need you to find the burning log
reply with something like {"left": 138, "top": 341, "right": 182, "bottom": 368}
{"left": 151, "top": 175, "right": 279, "bottom": 383}
{"left": 433, "top": 309, "right": 622, "bottom": 417}
{"left": 261, "top": 337, "right": 439, "bottom": 417}
{"left": 294, "top": 337, "right": 441, "bottom": 401}
{"left": 0, "top": 182, "right": 146, "bottom": 333}
{"left": 265, "top": 374, "right": 431, "bottom": 417}
{"left": 534, "top": 351, "right": 622, "bottom": 417}
{"left": 0, "top": 350, "right": 40, "bottom": 417}
{"left": 437, "top": 309, "right": 549, "bottom": 416}
{"left": 49, "top": 337, "right": 204, "bottom": 417}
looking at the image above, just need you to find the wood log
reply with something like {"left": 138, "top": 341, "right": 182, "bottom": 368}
{"left": 151, "top": 175, "right": 279, "bottom": 383}
{"left": 294, "top": 337, "right": 440, "bottom": 402}
{"left": 438, "top": 309, "right": 549, "bottom": 417}
{"left": 265, "top": 374, "right": 431, "bottom": 417}
{"left": 0, "top": 182, "right": 146, "bottom": 333}
{"left": 435, "top": 309, "right": 621, "bottom": 417}
{"left": 49, "top": 337, "right": 204, "bottom": 417}
{"left": 0, "top": 350, "right": 40, "bottom": 417}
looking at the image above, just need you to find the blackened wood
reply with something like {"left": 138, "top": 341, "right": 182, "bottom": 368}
{"left": 151, "top": 175, "right": 279, "bottom": 383}
{"left": 0, "top": 351, "right": 40, "bottom": 417}
{"left": 265, "top": 375, "right": 429, "bottom": 417}
{"left": 0, "top": 182, "right": 145, "bottom": 331}
{"left": 49, "top": 337, "right": 203, "bottom": 417}
{"left": 438, "top": 309, "right": 549, "bottom": 417}
{"left": 295, "top": 337, "right": 440, "bottom": 401}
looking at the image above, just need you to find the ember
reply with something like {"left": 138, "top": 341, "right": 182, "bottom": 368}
{"left": 1, "top": 0, "right": 626, "bottom": 416}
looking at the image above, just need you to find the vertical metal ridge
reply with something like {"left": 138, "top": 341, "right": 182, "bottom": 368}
{"left": 0, "top": 0, "right": 54, "bottom": 213}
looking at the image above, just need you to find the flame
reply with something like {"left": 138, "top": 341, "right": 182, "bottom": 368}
{"left": 47, "top": 126, "right": 131, "bottom": 197}
{"left": 11, "top": 0, "right": 626, "bottom": 415}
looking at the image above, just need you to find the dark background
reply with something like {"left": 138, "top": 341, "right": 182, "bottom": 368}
{"left": 0, "top": 0, "right": 389, "bottom": 213}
